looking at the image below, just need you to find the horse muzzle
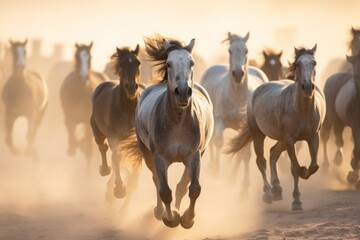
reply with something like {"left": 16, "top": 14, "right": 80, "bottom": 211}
{"left": 174, "top": 85, "right": 192, "bottom": 108}
{"left": 232, "top": 70, "right": 244, "bottom": 84}
{"left": 301, "top": 82, "right": 315, "bottom": 98}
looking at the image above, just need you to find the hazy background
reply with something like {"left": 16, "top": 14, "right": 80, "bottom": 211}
{"left": 1, "top": 0, "right": 360, "bottom": 81}
{"left": 0, "top": 1, "right": 359, "bottom": 239}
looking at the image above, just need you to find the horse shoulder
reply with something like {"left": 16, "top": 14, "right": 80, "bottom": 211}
{"left": 248, "top": 66, "right": 269, "bottom": 83}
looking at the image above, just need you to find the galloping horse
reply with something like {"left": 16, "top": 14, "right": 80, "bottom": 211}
{"left": 60, "top": 42, "right": 107, "bottom": 167}
{"left": 90, "top": 45, "right": 144, "bottom": 199}
{"left": 227, "top": 45, "right": 326, "bottom": 210}
{"left": 200, "top": 32, "right": 268, "bottom": 186}
{"left": 2, "top": 39, "right": 48, "bottom": 160}
{"left": 260, "top": 49, "right": 285, "bottom": 81}
{"left": 321, "top": 53, "right": 360, "bottom": 188}
{"left": 321, "top": 27, "right": 360, "bottom": 170}
{"left": 124, "top": 36, "right": 213, "bottom": 228}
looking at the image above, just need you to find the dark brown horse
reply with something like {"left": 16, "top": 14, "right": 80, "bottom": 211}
{"left": 2, "top": 39, "right": 48, "bottom": 160}
{"left": 90, "top": 45, "right": 144, "bottom": 199}
{"left": 228, "top": 45, "right": 326, "bottom": 210}
{"left": 321, "top": 52, "right": 360, "bottom": 189}
{"left": 260, "top": 49, "right": 285, "bottom": 81}
{"left": 60, "top": 42, "right": 108, "bottom": 167}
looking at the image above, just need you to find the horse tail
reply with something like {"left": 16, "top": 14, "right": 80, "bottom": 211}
{"left": 225, "top": 120, "right": 252, "bottom": 155}
{"left": 120, "top": 130, "right": 143, "bottom": 171}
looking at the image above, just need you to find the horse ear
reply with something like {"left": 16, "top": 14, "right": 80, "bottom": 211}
{"left": 186, "top": 39, "right": 195, "bottom": 53}
{"left": 311, "top": 44, "right": 317, "bottom": 53}
{"left": 89, "top": 41, "right": 93, "bottom": 49}
{"left": 75, "top": 43, "right": 80, "bottom": 48}
{"left": 134, "top": 44, "right": 140, "bottom": 56}
{"left": 346, "top": 55, "right": 355, "bottom": 64}
{"left": 163, "top": 39, "right": 172, "bottom": 51}
{"left": 221, "top": 32, "right": 231, "bottom": 44}
{"left": 352, "top": 26, "right": 357, "bottom": 34}
{"left": 243, "top": 32, "right": 250, "bottom": 42}
{"left": 278, "top": 51, "right": 283, "bottom": 58}
{"left": 9, "top": 39, "right": 14, "bottom": 46}
{"left": 294, "top": 46, "right": 300, "bottom": 55}
{"left": 262, "top": 50, "right": 268, "bottom": 58}
{"left": 23, "top": 39, "right": 28, "bottom": 45}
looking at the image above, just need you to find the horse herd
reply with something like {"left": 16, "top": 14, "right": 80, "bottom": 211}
{"left": 1, "top": 27, "right": 360, "bottom": 229}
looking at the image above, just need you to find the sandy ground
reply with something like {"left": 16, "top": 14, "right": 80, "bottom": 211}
{"left": 0, "top": 100, "right": 359, "bottom": 240}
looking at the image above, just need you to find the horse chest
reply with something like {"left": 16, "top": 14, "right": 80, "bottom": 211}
{"left": 157, "top": 126, "right": 199, "bottom": 163}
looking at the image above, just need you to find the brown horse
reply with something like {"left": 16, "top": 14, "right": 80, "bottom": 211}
{"left": 90, "top": 45, "right": 144, "bottom": 200}
{"left": 2, "top": 39, "right": 48, "bottom": 160}
{"left": 321, "top": 52, "right": 360, "bottom": 188}
{"left": 227, "top": 45, "right": 326, "bottom": 210}
{"left": 260, "top": 49, "right": 286, "bottom": 81}
{"left": 123, "top": 36, "right": 214, "bottom": 228}
{"left": 60, "top": 42, "right": 108, "bottom": 167}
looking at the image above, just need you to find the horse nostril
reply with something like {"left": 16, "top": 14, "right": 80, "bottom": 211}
{"left": 311, "top": 83, "right": 315, "bottom": 90}
{"left": 125, "top": 83, "right": 129, "bottom": 89}
{"left": 187, "top": 87, "right": 192, "bottom": 97}
{"left": 301, "top": 83, "right": 305, "bottom": 90}
{"left": 174, "top": 88, "right": 180, "bottom": 96}
{"left": 232, "top": 70, "right": 235, "bottom": 76}
{"left": 135, "top": 83, "right": 138, "bottom": 90}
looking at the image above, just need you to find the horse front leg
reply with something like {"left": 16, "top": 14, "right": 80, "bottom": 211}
{"left": 64, "top": 118, "right": 77, "bottom": 156}
{"left": 4, "top": 113, "right": 19, "bottom": 155}
{"left": 208, "top": 120, "right": 224, "bottom": 177}
{"left": 300, "top": 133, "right": 320, "bottom": 180}
{"left": 112, "top": 148, "right": 126, "bottom": 199}
{"left": 175, "top": 167, "right": 190, "bottom": 210}
{"left": 180, "top": 152, "right": 201, "bottom": 229}
{"left": 90, "top": 118, "right": 110, "bottom": 176}
{"left": 25, "top": 115, "right": 39, "bottom": 160}
{"left": 333, "top": 120, "right": 345, "bottom": 166}
{"left": 154, "top": 153, "right": 180, "bottom": 228}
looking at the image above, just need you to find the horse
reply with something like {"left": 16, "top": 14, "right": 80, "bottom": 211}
{"left": 90, "top": 44, "right": 144, "bottom": 200}
{"left": 321, "top": 26, "right": 360, "bottom": 170}
{"left": 321, "top": 52, "right": 360, "bottom": 188}
{"left": 123, "top": 36, "right": 214, "bottom": 228}
{"left": 2, "top": 39, "right": 48, "bottom": 160}
{"left": 227, "top": 45, "right": 326, "bottom": 210}
{"left": 60, "top": 42, "right": 108, "bottom": 168}
{"left": 200, "top": 32, "right": 268, "bottom": 188}
{"left": 260, "top": 49, "right": 286, "bottom": 81}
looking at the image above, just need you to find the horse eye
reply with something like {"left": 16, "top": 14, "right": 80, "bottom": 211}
{"left": 190, "top": 61, "right": 194, "bottom": 67}
{"left": 228, "top": 50, "right": 232, "bottom": 54}
{"left": 167, "top": 63, "right": 171, "bottom": 68}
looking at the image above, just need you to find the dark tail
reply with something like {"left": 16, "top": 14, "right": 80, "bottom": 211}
{"left": 224, "top": 121, "right": 252, "bottom": 155}
{"left": 120, "top": 130, "right": 143, "bottom": 171}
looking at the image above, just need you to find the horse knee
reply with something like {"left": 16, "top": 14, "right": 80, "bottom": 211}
{"left": 159, "top": 189, "right": 172, "bottom": 204}
{"left": 99, "top": 143, "right": 108, "bottom": 152}
{"left": 189, "top": 184, "right": 201, "bottom": 199}
{"left": 256, "top": 157, "right": 266, "bottom": 171}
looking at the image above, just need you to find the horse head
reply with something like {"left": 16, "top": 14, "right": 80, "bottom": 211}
{"left": 10, "top": 39, "right": 27, "bottom": 70}
{"left": 292, "top": 44, "right": 317, "bottom": 98}
{"left": 112, "top": 44, "right": 141, "bottom": 99}
{"left": 224, "top": 32, "right": 249, "bottom": 84}
{"left": 262, "top": 49, "right": 283, "bottom": 80}
{"left": 75, "top": 42, "right": 92, "bottom": 80}
{"left": 164, "top": 38, "right": 195, "bottom": 108}
{"left": 347, "top": 52, "right": 360, "bottom": 94}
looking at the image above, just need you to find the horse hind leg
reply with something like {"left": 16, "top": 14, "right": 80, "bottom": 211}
{"left": 180, "top": 152, "right": 201, "bottom": 229}
{"left": 333, "top": 120, "right": 345, "bottom": 166}
{"left": 270, "top": 141, "right": 286, "bottom": 201}
{"left": 90, "top": 117, "right": 110, "bottom": 176}
{"left": 347, "top": 129, "right": 360, "bottom": 186}
{"left": 320, "top": 119, "right": 332, "bottom": 169}
{"left": 64, "top": 118, "right": 78, "bottom": 156}
{"left": 175, "top": 167, "right": 190, "bottom": 210}
{"left": 80, "top": 125, "right": 94, "bottom": 173}
{"left": 111, "top": 146, "right": 127, "bottom": 199}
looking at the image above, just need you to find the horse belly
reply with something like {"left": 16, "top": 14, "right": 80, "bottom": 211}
{"left": 335, "top": 81, "right": 355, "bottom": 125}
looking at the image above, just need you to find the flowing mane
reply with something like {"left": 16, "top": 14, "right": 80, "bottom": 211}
{"left": 287, "top": 47, "right": 316, "bottom": 80}
{"left": 111, "top": 46, "right": 140, "bottom": 76}
{"left": 144, "top": 35, "right": 191, "bottom": 83}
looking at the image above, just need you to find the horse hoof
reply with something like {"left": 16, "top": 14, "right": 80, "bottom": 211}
{"left": 271, "top": 187, "right": 283, "bottom": 201}
{"left": 162, "top": 211, "right": 181, "bottom": 228}
{"left": 334, "top": 151, "right": 343, "bottom": 166}
{"left": 114, "top": 185, "right": 126, "bottom": 199}
{"left": 292, "top": 202, "right": 303, "bottom": 211}
{"left": 153, "top": 206, "right": 164, "bottom": 220}
{"left": 180, "top": 211, "right": 194, "bottom": 229}
{"left": 262, "top": 193, "right": 272, "bottom": 204}
{"left": 347, "top": 171, "right": 359, "bottom": 184}
{"left": 99, "top": 165, "right": 111, "bottom": 176}
{"left": 355, "top": 180, "right": 360, "bottom": 190}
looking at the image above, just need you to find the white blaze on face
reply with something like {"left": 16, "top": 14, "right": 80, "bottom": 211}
{"left": 79, "top": 50, "right": 90, "bottom": 79}
{"left": 270, "top": 58, "right": 276, "bottom": 66}
{"left": 16, "top": 46, "right": 26, "bottom": 68}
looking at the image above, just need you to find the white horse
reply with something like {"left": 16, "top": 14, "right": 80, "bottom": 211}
{"left": 200, "top": 32, "right": 268, "bottom": 189}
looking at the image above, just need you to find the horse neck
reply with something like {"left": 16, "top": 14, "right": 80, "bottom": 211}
{"left": 294, "top": 82, "right": 315, "bottom": 112}
{"left": 164, "top": 87, "right": 193, "bottom": 125}
{"left": 12, "top": 66, "right": 25, "bottom": 78}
